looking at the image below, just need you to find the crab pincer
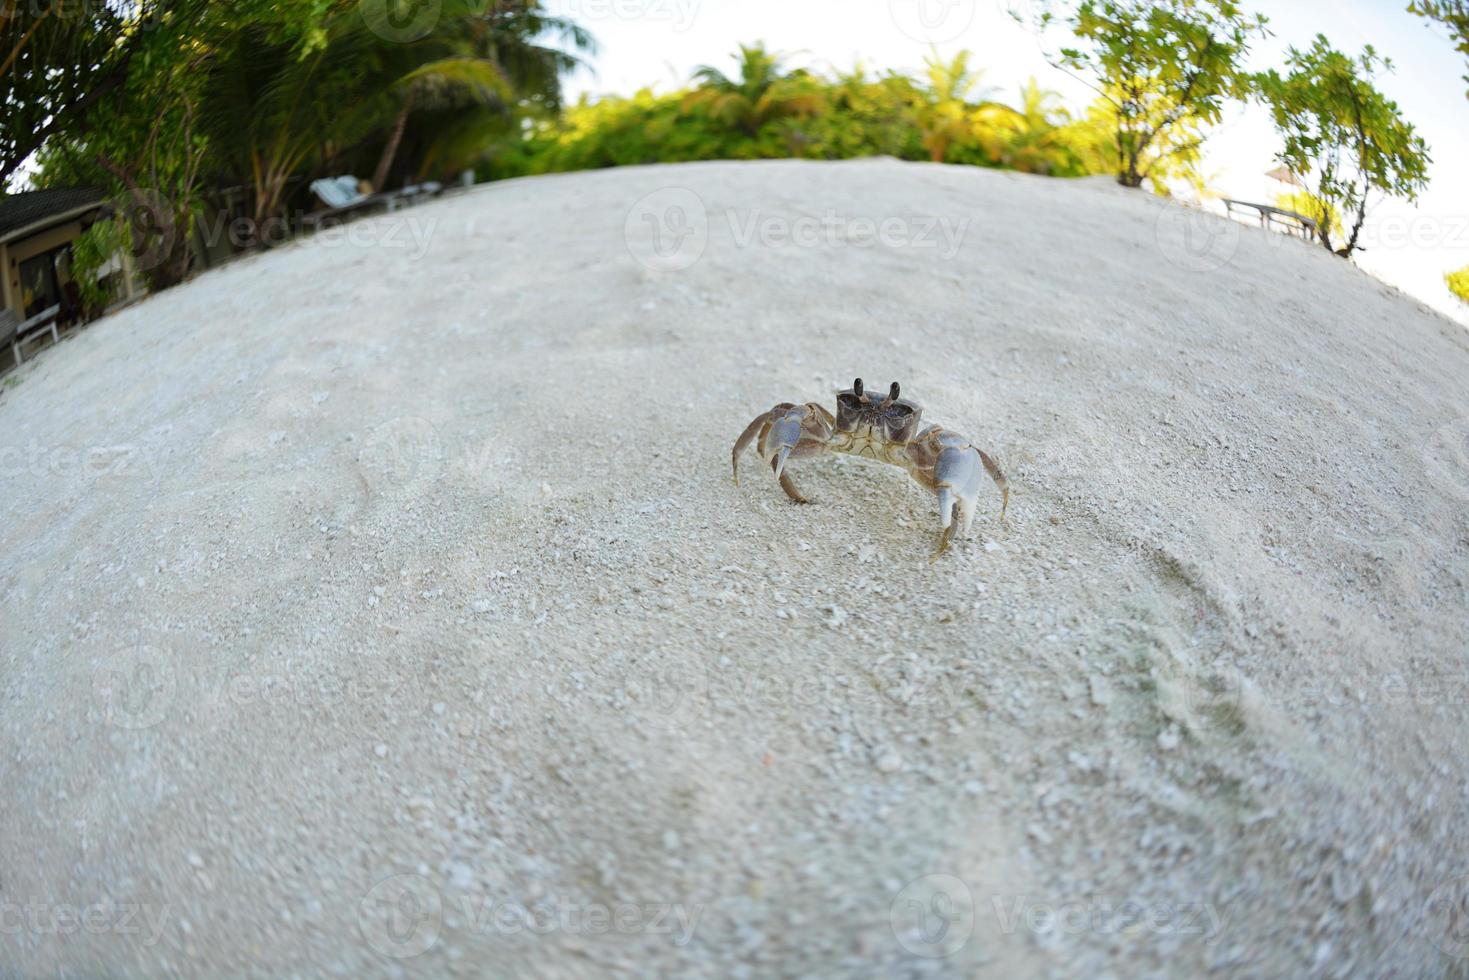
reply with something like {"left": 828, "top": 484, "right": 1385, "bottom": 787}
{"left": 732, "top": 401, "right": 834, "bottom": 504}
{"left": 932, "top": 438, "right": 1009, "bottom": 559}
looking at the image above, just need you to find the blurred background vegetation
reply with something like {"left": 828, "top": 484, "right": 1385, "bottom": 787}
{"left": 1, "top": 0, "right": 1456, "bottom": 303}
{"left": 494, "top": 44, "right": 1142, "bottom": 183}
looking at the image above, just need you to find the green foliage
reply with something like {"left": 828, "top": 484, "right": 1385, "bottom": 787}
{"left": 1, "top": 0, "right": 334, "bottom": 189}
{"left": 985, "top": 79, "right": 1080, "bottom": 175}
{"left": 1067, "top": 84, "right": 1210, "bottom": 192}
{"left": 1274, "top": 190, "right": 1342, "bottom": 239}
{"left": 509, "top": 47, "right": 1114, "bottom": 181}
{"left": 684, "top": 44, "right": 825, "bottom": 140}
{"left": 35, "top": 29, "right": 211, "bottom": 289}
{"left": 507, "top": 89, "right": 734, "bottom": 173}
{"left": 808, "top": 67, "right": 927, "bottom": 161}
{"left": 197, "top": 16, "right": 399, "bottom": 231}
{"left": 1409, "top": 1, "right": 1469, "bottom": 97}
{"left": 1049, "top": 0, "right": 1267, "bottom": 188}
{"left": 69, "top": 218, "right": 130, "bottom": 314}
{"left": 30, "top": 0, "right": 588, "bottom": 283}
{"left": 2, "top": 0, "right": 185, "bottom": 187}
{"left": 917, "top": 50, "right": 1009, "bottom": 164}
{"left": 1448, "top": 265, "right": 1469, "bottom": 306}
{"left": 1255, "top": 36, "right": 1432, "bottom": 257}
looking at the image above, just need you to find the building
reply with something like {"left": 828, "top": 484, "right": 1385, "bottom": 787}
{"left": 0, "top": 187, "right": 108, "bottom": 322}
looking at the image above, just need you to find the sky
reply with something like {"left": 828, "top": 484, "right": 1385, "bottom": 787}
{"left": 544, "top": 0, "right": 1469, "bottom": 326}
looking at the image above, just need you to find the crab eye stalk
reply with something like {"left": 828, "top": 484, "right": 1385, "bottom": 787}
{"left": 889, "top": 382, "right": 901, "bottom": 401}
{"left": 852, "top": 378, "right": 864, "bottom": 397}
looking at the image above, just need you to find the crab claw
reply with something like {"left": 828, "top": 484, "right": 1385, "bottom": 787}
{"left": 733, "top": 402, "right": 834, "bottom": 505}
{"left": 930, "top": 443, "right": 1009, "bottom": 559}
{"left": 759, "top": 408, "right": 814, "bottom": 502}
{"left": 764, "top": 411, "right": 805, "bottom": 481}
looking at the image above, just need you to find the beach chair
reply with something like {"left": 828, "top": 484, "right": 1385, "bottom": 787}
{"left": 6, "top": 304, "right": 62, "bottom": 368}
{"left": 396, "top": 181, "right": 444, "bottom": 206}
{"left": 302, "top": 176, "right": 394, "bottom": 230}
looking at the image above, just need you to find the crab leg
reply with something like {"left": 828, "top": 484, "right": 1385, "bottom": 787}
{"left": 732, "top": 402, "right": 834, "bottom": 504}
{"left": 731, "top": 411, "right": 774, "bottom": 487}
{"left": 978, "top": 449, "right": 1009, "bottom": 522}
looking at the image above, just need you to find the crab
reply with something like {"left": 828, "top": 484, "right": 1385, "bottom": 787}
{"left": 732, "top": 378, "right": 1009, "bottom": 558}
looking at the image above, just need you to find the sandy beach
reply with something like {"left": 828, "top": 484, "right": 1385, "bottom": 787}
{"left": 2, "top": 158, "right": 1467, "bottom": 977}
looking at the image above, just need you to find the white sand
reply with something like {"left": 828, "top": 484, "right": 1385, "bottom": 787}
{"left": 2, "top": 158, "right": 1467, "bottom": 977}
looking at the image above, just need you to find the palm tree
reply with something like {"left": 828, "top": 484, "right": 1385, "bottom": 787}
{"left": 924, "top": 49, "right": 992, "bottom": 105}
{"left": 372, "top": 0, "right": 593, "bottom": 187}
{"left": 199, "top": 0, "right": 591, "bottom": 232}
{"left": 199, "top": 21, "right": 384, "bottom": 236}
{"left": 917, "top": 49, "right": 1005, "bottom": 163}
{"left": 370, "top": 56, "right": 513, "bottom": 193}
{"left": 987, "top": 78, "right": 1076, "bottom": 174}
{"left": 684, "top": 43, "right": 824, "bottom": 138}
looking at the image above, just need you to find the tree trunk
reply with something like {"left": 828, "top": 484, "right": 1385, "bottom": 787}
{"left": 96, "top": 153, "right": 192, "bottom": 291}
{"left": 1336, "top": 78, "right": 1372, "bottom": 259}
{"left": 1337, "top": 193, "right": 1369, "bottom": 258}
{"left": 247, "top": 176, "right": 281, "bottom": 248}
{"left": 1116, "top": 128, "right": 1144, "bottom": 188}
{"left": 372, "top": 93, "right": 414, "bottom": 194}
